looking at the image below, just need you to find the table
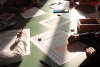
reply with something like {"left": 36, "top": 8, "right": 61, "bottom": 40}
{"left": 1, "top": 0, "right": 99, "bottom": 67}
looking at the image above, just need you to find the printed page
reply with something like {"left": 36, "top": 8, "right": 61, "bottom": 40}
{"left": 30, "top": 29, "right": 87, "bottom": 65}
{"left": 0, "top": 29, "right": 30, "bottom": 55}
{"left": 39, "top": 16, "right": 70, "bottom": 28}
{"left": 20, "top": 7, "right": 47, "bottom": 18}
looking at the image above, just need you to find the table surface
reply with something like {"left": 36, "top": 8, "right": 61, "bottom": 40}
{"left": 1, "top": 0, "right": 99, "bottom": 67}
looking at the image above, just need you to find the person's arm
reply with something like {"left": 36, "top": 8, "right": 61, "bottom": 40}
{"left": 90, "top": 1, "right": 100, "bottom": 6}
{"left": 25, "top": 0, "right": 40, "bottom": 10}
{"left": 28, "top": 0, "right": 39, "bottom": 7}
{"left": 79, "top": 0, "right": 100, "bottom": 6}
{"left": 4, "top": 0, "right": 19, "bottom": 13}
{"left": 67, "top": 32, "right": 96, "bottom": 45}
{"left": 79, "top": 32, "right": 95, "bottom": 42}
{"left": 0, "top": 32, "right": 27, "bottom": 66}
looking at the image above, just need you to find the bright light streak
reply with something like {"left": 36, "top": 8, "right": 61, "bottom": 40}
{"left": 70, "top": 8, "right": 85, "bottom": 21}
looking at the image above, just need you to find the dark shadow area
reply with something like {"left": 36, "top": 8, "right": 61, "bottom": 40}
{"left": 10, "top": 39, "right": 19, "bottom": 50}
{"left": 2, "top": 61, "right": 22, "bottom": 67}
{"left": 74, "top": 6, "right": 96, "bottom": 15}
{"left": 0, "top": 0, "right": 48, "bottom": 31}
{"left": 9, "top": 60, "right": 22, "bottom": 67}
{"left": 67, "top": 42, "right": 86, "bottom": 52}
{"left": 0, "top": 3, "right": 4, "bottom": 15}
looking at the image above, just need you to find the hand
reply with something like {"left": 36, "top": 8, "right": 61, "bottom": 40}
{"left": 67, "top": 34, "right": 80, "bottom": 45}
{"left": 26, "top": 4, "right": 32, "bottom": 10}
{"left": 86, "top": 47, "right": 96, "bottom": 57}
{"left": 16, "top": 32, "right": 26, "bottom": 38}
{"left": 18, "top": 7, "right": 27, "bottom": 13}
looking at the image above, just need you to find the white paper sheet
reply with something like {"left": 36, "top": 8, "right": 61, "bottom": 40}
{"left": 30, "top": 29, "right": 87, "bottom": 66}
{"left": 39, "top": 16, "right": 70, "bottom": 28}
{"left": 20, "top": 7, "right": 47, "bottom": 18}
{"left": 58, "top": 20, "right": 77, "bottom": 33}
{"left": 0, "top": 29, "right": 30, "bottom": 55}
